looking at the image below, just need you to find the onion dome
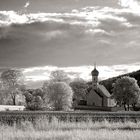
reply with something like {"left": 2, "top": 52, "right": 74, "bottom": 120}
{"left": 91, "top": 68, "right": 99, "bottom": 76}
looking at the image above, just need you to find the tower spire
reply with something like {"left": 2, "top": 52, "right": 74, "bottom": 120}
{"left": 94, "top": 62, "right": 96, "bottom": 69}
{"left": 91, "top": 62, "right": 99, "bottom": 90}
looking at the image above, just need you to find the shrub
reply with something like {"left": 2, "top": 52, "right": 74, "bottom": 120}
{"left": 24, "top": 89, "right": 44, "bottom": 110}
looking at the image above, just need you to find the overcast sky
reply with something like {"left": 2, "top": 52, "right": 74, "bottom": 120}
{"left": 0, "top": 0, "right": 140, "bottom": 87}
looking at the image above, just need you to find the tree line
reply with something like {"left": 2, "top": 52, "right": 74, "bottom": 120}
{"left": 0, "top": 69, "right": 140, "bottom": 111}
{"left": 0, "top": 69, "right": 88, "bottom": 111}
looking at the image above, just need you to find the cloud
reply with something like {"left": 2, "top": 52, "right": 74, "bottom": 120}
{"left": 23, "top": 63, "right": 140, "bottom": 83}
{"left": 24, "top": 1, "right": 30, "bottom": 8}
{"left": 43, "top": 30, "right": 64, "bottom": 41}
{"left": 0, "top": 6, "right": 133, "bottom": 28}
{"left": 0, "top": 1, "right": 140, "bottom": 88}
{"left": 85, "top": 29, "right": 110, "bottom": 36}
{"left": 0, "top": 7, "right": 135, "bottom": 40}
{"left": 0, "top": 6, "right": 140, "bottom": 67}
{"left": 118, "top": 0, "right": 140, "bottom": 12}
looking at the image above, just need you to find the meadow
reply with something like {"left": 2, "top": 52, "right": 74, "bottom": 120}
{"left": 0, "top": 117, "right": 140, "bottom": 140}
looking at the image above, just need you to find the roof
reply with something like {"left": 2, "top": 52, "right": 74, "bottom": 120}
{"left": 98, "top": 85, "right": 111, "bottom": 98}
{"left": 87, "top": 84, "right": 111, "bottom": 98}
{"left": 91, "top": 68, "right": 99, "bottom": 76}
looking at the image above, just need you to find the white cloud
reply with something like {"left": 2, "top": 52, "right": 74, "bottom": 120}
{"left": 122, "top": 22, "right": 133, "bottom": 27}
{"left": 22, "top": 63, "right": 140, "bottom": 82}
{"left": 23, "top": 66, "right": 58, "bottom": 73}
{"left": 0, "top": 6, "right": 134, "bottom": 29}
{"left": 41, "top": 30, "right": 64, "bottom": 40}
{"left": 0, "top": 11, "right": 29, "bottom": 26}
{"left": 24, "top": 1, "right": 30, "bottom": 8}
{"left": 85, "top": 29, "right": 109, "bottom": 35}
{"left": 118, "top": 0, "right": 140, "bottom": 13}
{"left": 119, "top": 0, "right": 134, "bottom": 7}
{"left": 72, "top": 9, "right": 79, "bottom": 13}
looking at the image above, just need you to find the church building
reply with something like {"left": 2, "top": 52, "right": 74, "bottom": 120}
{"left": 86, "top": 65, "right": 115, "bottom": 107}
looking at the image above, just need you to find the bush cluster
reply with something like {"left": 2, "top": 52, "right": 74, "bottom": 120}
{"left": 24, "top": 89, "right": 44, "bottom": 110}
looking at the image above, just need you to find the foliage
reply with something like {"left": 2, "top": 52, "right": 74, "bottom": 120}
{"left": 112, "top": 76, "right": 140, "bottom": 110}
{"left": 44, "top": 82, "right": 73, "bottom": 111}
{"left": 42, "top": 80, "right": 52, "bottom": 91}
{"left": 0, "top": 80, "right": 7, "bottom": 104}
{"left": 70, "top": 78, "right": 88, "bottom": 102}
{"left": 49, "top": 70, "right": 71, "bottom": 84}
{"left": 100, "top": 70, "right": 140, "bottom": 94}
{"left": 24, "top": 88, "right": 44, "bottom": 110}
{"left": 0, "top": 69, "right": 25, "bottom": 105}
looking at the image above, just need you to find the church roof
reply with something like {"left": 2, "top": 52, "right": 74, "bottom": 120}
{"left": 98, "top": 85, "right": 111, "bottom": 98}
{"left": 87, "top": 84, "right": 111, "bottom": 98}
{"left": 91, "top": 68, "right": 99, "bottom": 76}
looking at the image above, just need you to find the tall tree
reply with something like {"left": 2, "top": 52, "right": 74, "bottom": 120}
{"left": 50, "top": 70, "right": 70, "bottom": 84}
{"left": 0, "top": 80, "right": 6, "bottom": 104}
{"left": 44, "top": 82, "right": 73, "bottom": 111}
{"left": 70, "top": 78, "right": 88, "bottom": 102}
{"left": 1, "top": 69, "right": 25, "bottom": 105}
{"left": 112, "top": 76, "right": 140, "bottom": 111}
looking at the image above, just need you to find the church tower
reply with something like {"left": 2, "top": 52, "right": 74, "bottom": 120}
{"left": 91, "top": 64, "right": 99, "bottom": 90}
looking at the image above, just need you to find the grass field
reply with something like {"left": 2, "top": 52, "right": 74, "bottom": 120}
{"left": 0, "top": 118, "right": 140, "bottom": 140}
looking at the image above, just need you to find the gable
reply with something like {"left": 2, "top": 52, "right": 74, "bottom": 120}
{"left": 87, "top": 89, "right": 103, "bottom": 106}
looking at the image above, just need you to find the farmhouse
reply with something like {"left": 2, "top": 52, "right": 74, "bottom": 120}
{"left": 86, "top": 66, "right": 114, "bottom": 107}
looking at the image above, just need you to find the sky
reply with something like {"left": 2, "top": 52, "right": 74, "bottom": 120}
{"left": 0, "top": 0, "right": 140, "bottom": 88}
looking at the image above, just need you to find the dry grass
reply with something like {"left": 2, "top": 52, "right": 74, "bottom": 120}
{"left": 0, "top": 118, "right": 140, "bottom": 140}
{"left": 1, "top": 129, "right": 140, "bottom": 140}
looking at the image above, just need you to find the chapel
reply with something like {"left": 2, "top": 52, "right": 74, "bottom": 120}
{"left": 86, "top": 65, "right": 115, "bottom": 107}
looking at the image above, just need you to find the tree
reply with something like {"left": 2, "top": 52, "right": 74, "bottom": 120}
{"left": 0, "top": 80, "right": 7, "bottom": 104}
{"left": 112, "top": 76, "right": 140, "bottom": 111}
{"left": 50, "top": 70, "right": 70, "bottom": 84}
{"left": 24, "top": 88, "right": 44, "bottom": 110}
{"left": 1, "top": 69, "right": 25, "bottom": 105}
{"left": 70, "top": 78, "right": 88, "bottom": 102}
{"left": 44, "top": 82, "right": 73, "bottom": 111}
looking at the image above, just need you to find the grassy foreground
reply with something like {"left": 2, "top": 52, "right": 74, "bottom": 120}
{"left": 0, "top": 118, "right": 140, "bottom": 140}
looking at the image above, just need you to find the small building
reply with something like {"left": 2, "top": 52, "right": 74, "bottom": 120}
{"left": 86, "top": 65, "right": 115, "bottom": 107}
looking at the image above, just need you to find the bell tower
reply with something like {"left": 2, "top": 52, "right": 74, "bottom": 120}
{"left": 91, "top": 63, "right": 99, "bottom": 90}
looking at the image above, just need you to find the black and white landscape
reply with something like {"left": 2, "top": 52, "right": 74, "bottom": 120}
{"left": 0, "top": 0, "right": 140, "bottom": 88}
{"left": 0, "top": 0, "right": 140, "bottom": 140}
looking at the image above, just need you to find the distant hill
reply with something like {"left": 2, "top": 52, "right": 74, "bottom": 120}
{"left": 100, "top": 70, "right": 140, "bottom": 94}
